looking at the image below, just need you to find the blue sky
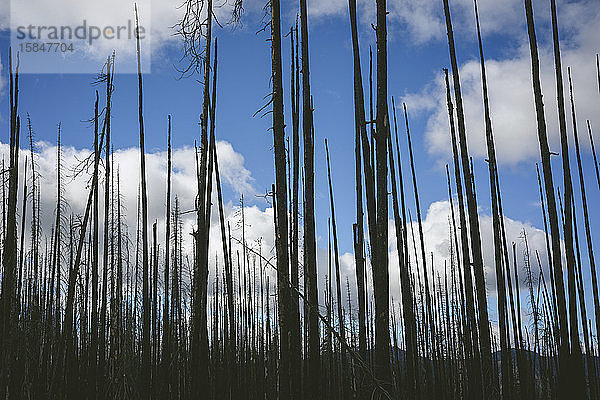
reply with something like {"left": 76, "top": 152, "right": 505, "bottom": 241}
{"left": 1, "top": 0, "right": 599, "bottom": 323}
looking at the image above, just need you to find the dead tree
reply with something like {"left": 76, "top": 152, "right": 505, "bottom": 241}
{"left": 134, "top": 5, "right": 151, "bottom": 396}
{"left": 443, "top": 1, "right": 492, "bottom": 396}
{"left": 325, "top": 138, "right": 348, "bottom": 398}
{"left": 389, "top": 100, "right": 417, "bottom": 397}
{"left": 473, "top": 1, "right": 510, "bottom": 396}
{"left": 347, "top": 0, "right": 369, "bottom": 367}
{"left": 374, "top": 0, "right": 392, "bottom": 395}
{"left": 162, "top": 115, "right": 172, "bottom": 398}
{"left": 0, "top": 51, "right": 20, "bottom": 399}
{"left": 567, "top": 67, "right": 595, "bottom": 391}
{"left": 271, "top": 0, "right": 291, "bottom": 397}
{"left": 287, "top": 24, "right": 302, "bottom": 400}
{"left": 299, "top": 0, "right": 320, "bottom": 395}
{"left": 523, "top": 1, "right": 572, "bottom": 396}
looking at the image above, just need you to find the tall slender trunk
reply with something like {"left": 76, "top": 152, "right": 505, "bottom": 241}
{"left": 348, "top": 0, "right": 368, "bottom": 367}
{"left": 0, "top": 52, "right": 19, "bottom": 398}
{"left": 374, "top": 0, "right": 392, "bottom": 395}
{"left": 162, "top": 115, "right": 172, "bottom": 398}
{"left": 442, "top": 3, "right": 493, "bottom": 396}
{"left": 473, "top": 2, "right": 509, "bottom": 397}
{"left": 325, "top": 139, "right": 347, "bottom": 398}
{"left": 99, "top": 55, "right": 113, "bottom": 380}
{"left": 50, "top": 127, "right": 62, "bottom": 332}
{"left": 62, "top": 95, "right": 107, "bottom": 396}
{"left": 289, "top": 25, "right": 302, "bottom": 400}
{"left": 586, "top": 120, "right": 600, "bottom": 191}
{"left": 443, "top": 66, "right": 482, "bottom": 395}
{"left": 299, "top": 0, "right": 320, "bottom": 396}
{"left": 550, "top": 4, "right": 587, "bottom": 397}
{"left": 17, "top": 156, "right": 27, "bottom": 323}
{"left": 388, "top": 104, "right": 416, "bottom": 397}
{"left": 90, "top": 91, "right": 100, "bottom": 397}
{"left": 271, "top": 1, "right": 290, "bottom": 397}
{"left": 214, "top": 127, "right": 236, "bottom": 398}
{"left": 568, "top": 67, "right": 597, "bottom": 391}
{"left": 523, "top": 1, "right": 571, "bottom": 396}
{"left": 134, "top": 6, "right": 151, "bottom": 396}
{"left": 193, "top": 1, "right": 213, "bottom": 392}
{"left": 404, "top": 103, "right": 435, "bottom": 369}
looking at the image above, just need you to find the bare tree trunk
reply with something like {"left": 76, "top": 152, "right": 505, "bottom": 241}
{"left": 99, "top": 55, "right": 113, "bottom": 383}
{"left": 62, "top": 98, "right": 107, "bottom": 397}
{"left": 374, "top": 0, "right": 392, "bottom": 395}
{"left": 347, "top": 0, "right": 368, "bottom": 370}
{"left": 162, "top": 115, "right": 172, "bottom": 399}
{"left": 0, "top": 52, "right": 19, "bottom": 398}
{"left": 134, "top": 6, "right": 151, "bottom": 397}
{"left": 404, "top": 103, "right": 436, "bottom": 394}
{"left": 17, "top": 156, "right": 27, "bottom": 325}
{"left": 523, "top": 1, "right": 572, "bottom": 397}
{"left": 325, "top": 139, "right": 347, "bottom": 398}
{"left": 271, "top": 1, "right": 290, "bottom": 397}
{"left": 214, "top": 126, "right": 236, "bottom": 399}
{"left": 289, "top": 25, "right": 302, "bottom": 400}
{"left": 193, "top": 0, "right": 213, "bottom": 393}
{"left": 442, "top": 1, "right": 492, "bottom": 396}
{"left": 299, "top": 0, "right": 320, "bottom": 396}
{"left": 388, "top": 103, "right": 417, "bottom": 397}
{"left": 90, "top": 91, "right": 100, "bottom": 398}
{"left": 550, "top": 6, "right": 588, "bottom": 398}
{"left": 49, "top": 127, "right": 62, "bottom": 333}
{"left": 473, "top": 2, "right": 509, "bottom": 397}
{"left": 567, "top": 67, "right": 595, "bottom": 393}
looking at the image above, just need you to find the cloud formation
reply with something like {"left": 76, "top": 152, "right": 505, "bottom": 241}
{"left": 403, "top": 0, "right": 600, "bottom": 165}
{"left": 2, "top": 0, "right": 246, "bottom": 72}
{"left": 0, "top": 138, "right": 257, "bottom": 258}
{"left": 1, "top": 137, "right": 551, "bottom": 331}
{"left": 304, "top": 0, "right": 525, "bottom": 43}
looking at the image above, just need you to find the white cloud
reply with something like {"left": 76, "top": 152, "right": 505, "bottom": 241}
{"left": 403, "top": 0, "right": 600, "bottom": 165}
{"left": 304, "top": 0, "right": 525, "bottom": 44}
{"left": 0, "top": 138, "right": 257, "bottom": 265}
{"left": 315, "top": 200, "right": 550, "bottom": 332}
{"left": 1, "top": 137, "right": 553, "bottom": 335}
{"left": 0, "top": 0, "right": 8, "bottom": 30}
{"left": 2, "top": 0, "right": 247, "bottom": 73}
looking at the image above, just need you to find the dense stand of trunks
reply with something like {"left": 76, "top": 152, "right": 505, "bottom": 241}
{"left": 1, "top": 0, "right": 600, "bottom": 399}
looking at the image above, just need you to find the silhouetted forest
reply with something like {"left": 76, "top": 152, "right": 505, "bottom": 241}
{"left": 1, "top": 0, "right": 600, "bottom": 399}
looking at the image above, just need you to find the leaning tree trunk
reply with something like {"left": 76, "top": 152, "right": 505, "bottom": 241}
{"left": 566, "top": 67, "right": 594, "bottom": 393}
{"left": 214, "top": 125, "right": 236, "bottom": 399}
{"left": 347, "top": 0, "right": 369, "bottom": 369}
{"left": 388, "top": 106, "right": 417, "bottom": 398}
{"left": 61, "top": 95, "right": 108, "bottom": 397}
{"left": 473, "top": 2, "right": 510, "bottom": 397}
{"left": 404, "top": 103, "right": 435, "bottom": 379}
{"left": 325, "top": 139, "right": 348, "bottom": 398}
